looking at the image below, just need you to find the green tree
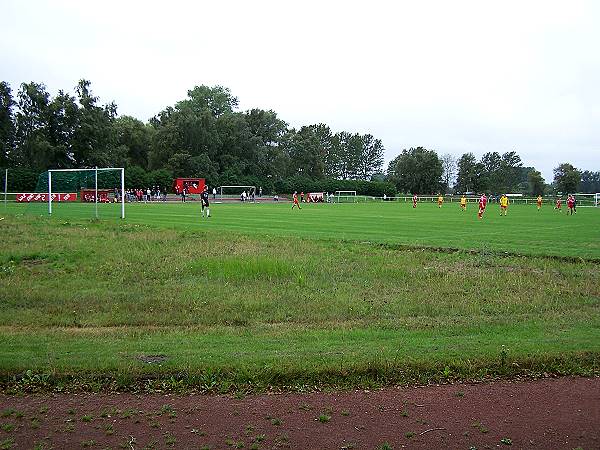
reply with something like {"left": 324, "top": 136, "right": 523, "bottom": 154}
{"left": 387, "top": 147, "right": 442, "bottom": 194}
{"left": 72, "top": 79, "right": 119, "bottom": 167}
{"left": 455, "top": 153, "right": 484, "bottom": 193}
{"left": 579, "top": 170, "right": 600, "bottom": 193}
{"left": 357, "top": 134, "right": 384, "bottom": 180}
{"left": 553, "top": 163, "right": 581, "bottom": 194}
{"left": 0, "top": 81, "right": 15, "bottom": 167}
{"left": 527, "top": 169, "right": 545, "bottom": 196}
{"left": 115, "top": 115, "right": 153, "bottom": 168}
{"left": 497, "top": 151, "right": 523, "bottom": 193}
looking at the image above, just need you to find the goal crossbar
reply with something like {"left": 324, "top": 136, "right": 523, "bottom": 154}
{"left": 48, "top": 167, "right": 125, "bottom": 219}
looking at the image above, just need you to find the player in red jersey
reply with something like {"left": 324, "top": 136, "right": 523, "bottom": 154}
{"left": 555, "top": 197, "right": 562, "bottom": 211}
{"left": 477, "top": 193, "right": 488, "bottom": 219}
{"left": 292, "top": 191, "right": 301, "bottom": 210}
{"left": 412, "top": 194, "right": 418, "bottom": 208}
{"left": 567, "top": 194, "right": 575, "bottom": 215}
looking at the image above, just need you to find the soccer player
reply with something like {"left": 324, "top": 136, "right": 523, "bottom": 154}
{"left": 460, "top": 195, "right": 467, "bottom": 211}
{"left": 555, "top": 197, "right": 562, "bottom": 211}
{"left": 500, "top": 194, "right": 509, "bottom": 216}
{"left": 292, "top": 191, "right": 301, "bottom": 210}
{"left": 437, "top": 194, "right": 444, "bottom": 208}
{"left": 477, "top": 193, "right": 488, "bottom": 219}
{"left": 536, "top": 195, "right": 543, "bottom": 211}
{"left": 201, "top": 187, "right": 210, "bottom": 218}
{"left": 412, "top": 194, "right": 418, "bottom": 208}
{"left": 567, "top": 194, "right": 575, "bottom": 215}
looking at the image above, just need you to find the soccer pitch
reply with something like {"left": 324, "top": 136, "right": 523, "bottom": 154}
{"left": 1, "top": 201, "right": 599, "bottom": 390}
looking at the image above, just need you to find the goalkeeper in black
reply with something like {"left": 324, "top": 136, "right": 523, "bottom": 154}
{"left": 201, "top": 187, "right": 210, "bottom": 218}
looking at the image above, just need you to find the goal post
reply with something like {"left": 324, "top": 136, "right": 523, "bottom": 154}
{"left": 33, "top": 167, "right": 125, "bottom": 219}
{"left": 334, "top": 190, "right": 357, "bottom": 203}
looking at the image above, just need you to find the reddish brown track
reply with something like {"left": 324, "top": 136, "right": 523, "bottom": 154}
{"left": 1, "top": 377, "right": 598, "bottom": 449}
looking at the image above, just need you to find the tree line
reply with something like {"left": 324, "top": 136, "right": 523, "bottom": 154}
{"left": 0, "top": 80, "right": 392, "bottom": 195}
{"left": 0, "top": 79, "right": 597, "bottom": 195}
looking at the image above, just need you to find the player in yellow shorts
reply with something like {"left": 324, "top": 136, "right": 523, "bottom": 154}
{"left": 500, "top": 194, "right": 509, "bottom": 216}
{"left": 460, "top": 195, "right": 467, "bottom": 211}
{"left": 437, "top": 194, "right": 443, "bottom": 208}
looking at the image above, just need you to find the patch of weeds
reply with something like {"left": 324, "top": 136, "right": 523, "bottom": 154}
{"left": 249, "top": 444, "right": 259, "bottom": 450}
{"left": 500, "top": 438, "right": 512, "bottom": 445}
{"left": 274, "top": 434, "right": 288, "bottom": 445}
{"left": 104, "top": 424, "right": 114, "bottom": 435}
{"left": 415, "top": 418, "right": 428, "bottom": 425}
{"left": 254, "top": 434, "right": 265, "bottom": 442}
{"left": 245, "top": 424, "right": 254, "bottom": 435}
{"left": 234, "top": 442, "right": 244, "bottom": 449}
{"left": 64, "top": 423, "right": 75, "bottom": 433}
{"left": 32, "top": 442, "right": 50, "bottom": 450}
{"left": 158, "top": 404, "right": 174, "bottom": 416}
{"left": 471, "top": 421, "right": 489, "bottom": 434}
{"left": 376, "top": 443, "right": 393, "bottom": 450}
{"left": 120, "top": 408, "right": 136, "bottom": 419}
{"left": 12, "top": 412, "right": 22, "bottom": 420}
{"left": 455, "top": 391, "right": 465, "bottom": 398}
{"left": 270, "top": 418, "right": 282, "bottom": 426}
{"left": 39, "top": 406, "right": 48, "bottom": 414}
{"left": 30, "top": 417, "right": 40, "bottom": 429}
{"left": 340, "top": 410, "right": 350, "bottom": 416}
{"left": 1, "top": 424, "right": 14, "bottom": 432}
{"left": 67, "top": 408, "right": 76, "bottom": 415}
{"left": 400, "top": 409, "right": 409, "bottom": 417}
{"left": 405, "top": 431, "right": 415, "bottom": 439}
{"left": 164, "top": 432, "right": 176, "bottom": 447}
{"left": 234, "top": 391, "right": 246, "bottom": 400}
{"left": 0, "top": 410, "right": 15, "bottom": 418}
{"left": 81, "top": 415, "right": 93, "bottom": 423}
{"left": 298, "top": 403, "right": 312, "bottom": 411}
{"left": 149, "top": 420, "right": 160, "bottom": 428}
{"left": 225, "top": 438, "right": 235, "bottom": 446}
{"left": 317, "top": 414, "right": 331, "bottom": 423}
{"left": 0, "top": 438, "right": 15, "bottom": 450}
{"left": 80, "top": 440, "right": 96, "bottom": 447}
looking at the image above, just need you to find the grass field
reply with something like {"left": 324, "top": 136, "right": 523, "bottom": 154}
{"left": 1, "top": 200, "right": 599, "bottom": 392}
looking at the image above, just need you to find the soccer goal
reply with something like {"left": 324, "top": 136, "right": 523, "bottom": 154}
{"left": 219, "top": 185, "right": 256, "bottom": 201}
{"left": 334, "top": 190, "right": 357, "bottom": 203}
{"left": 573, "top": 193, "right": 599, "bottom": 208}
{"left": 25, "top": 168, "right": 125, "bottom": 219}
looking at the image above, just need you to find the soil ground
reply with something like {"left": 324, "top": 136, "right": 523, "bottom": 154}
{"left": 1, "top": 377, "right": 598, "bottom": 450}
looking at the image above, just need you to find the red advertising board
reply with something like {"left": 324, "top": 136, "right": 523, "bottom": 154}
{"left": 16, "top": 193, "right": 78, "bottom": 203}
{"left": 172, "top": 178, "right": 205, "bottom": 195}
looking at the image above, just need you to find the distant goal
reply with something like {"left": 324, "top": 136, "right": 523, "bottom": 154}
{"left": 333, "top": 190, "right": 357, "bottom": 203}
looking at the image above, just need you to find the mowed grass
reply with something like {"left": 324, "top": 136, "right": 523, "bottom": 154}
{"left": 14, "top": 199, "right": 600, "bottom": 258}
{"left": 0, "top": 201, "right": 599, "bottom": 390}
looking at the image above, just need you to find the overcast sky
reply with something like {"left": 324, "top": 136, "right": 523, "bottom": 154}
{"left": 2, "top": 0, "right": 599, "bottom": 180}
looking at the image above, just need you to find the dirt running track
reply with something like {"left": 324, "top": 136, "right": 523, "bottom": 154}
{"left": 1, "top": 377, "right": 598, "bottom": 449}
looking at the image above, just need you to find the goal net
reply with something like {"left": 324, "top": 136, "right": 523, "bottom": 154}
{"left": 573, "top": 193, "right": 599, "bottom": 208}
{"left": 219, "top": 185, "right": 256, "bottom": 201}
{"left": 334, "top": 190, "right": 357, "bottom": 203}
{"left": 25, "top": 168, "right": 125, "bottom": 219}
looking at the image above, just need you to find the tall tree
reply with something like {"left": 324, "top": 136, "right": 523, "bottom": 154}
{"left": 114, "top": 115, "right": 153, "bottom": 169}
{"left": 527, "top": 169, "right": 545, "bottom": 196}
{"left": 497, "top": 151, "right": 523, "bottom": 193}
{"left": 455, "top": 152, "right": 484, "bottom": 193}
{"left": 387, "top": 147, "right": 442, "bottom": 194}
{"left": 440, "top": 153, "right": 457, "bottom": 193}
{"left": 553, "top": 163, "right": 581, "bottom": 194}
{"left": 72, "top": 79, "right": 119, "bottom": 167}
{"left": 357, "top": 134, "right": 384, "bottom": 180}
{"left": 0, "top": 81, "right": 15, "bottom": 167}
{"left": 579, "top": 170, "right": 600, "bottom": 193}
